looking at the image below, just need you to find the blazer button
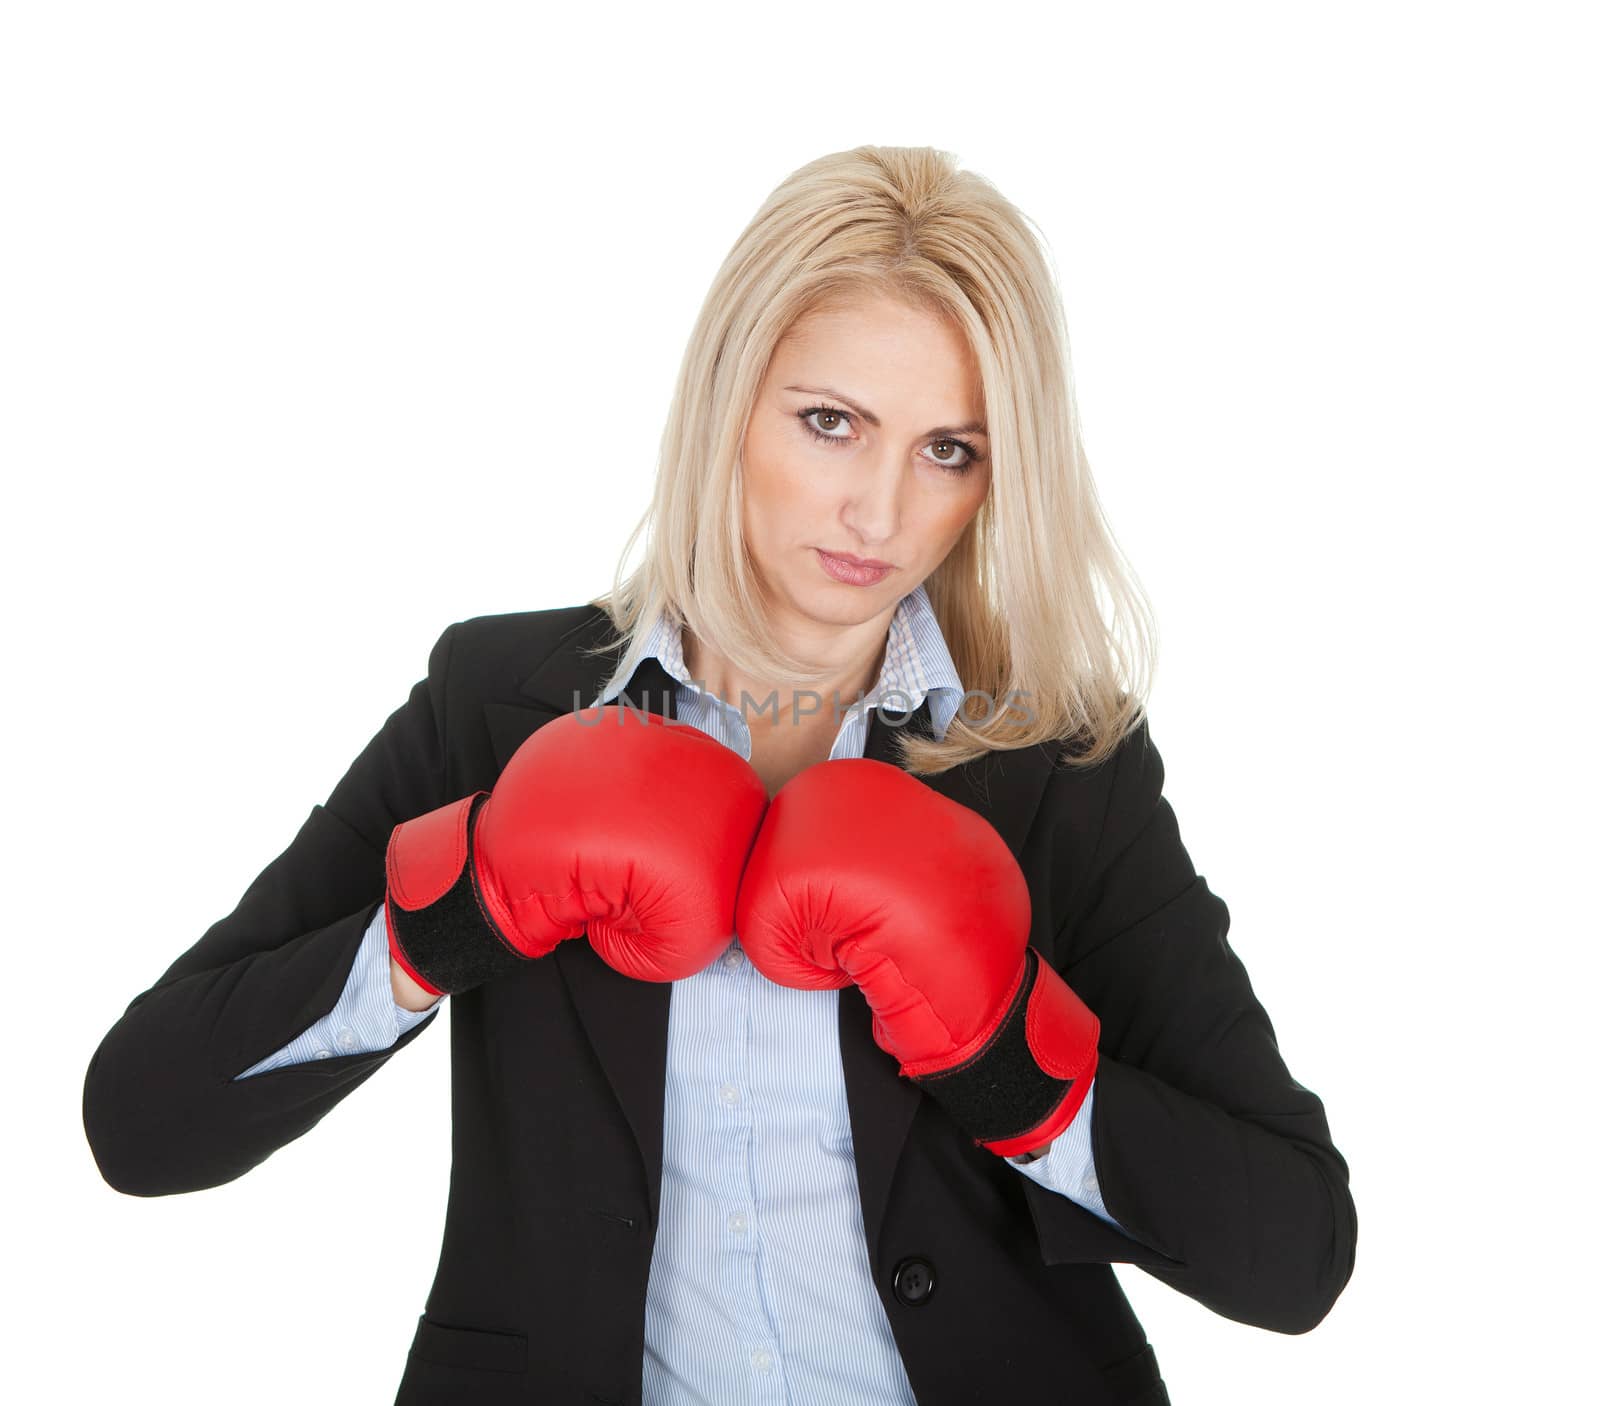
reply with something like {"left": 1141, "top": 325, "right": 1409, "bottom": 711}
{"left": 891, "top": 1256, "right": 937, "bottom": 1307}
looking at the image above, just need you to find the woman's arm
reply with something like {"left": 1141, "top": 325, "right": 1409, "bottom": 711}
{"left": 1050, "top": 718, "right": 1357, "bottom": 1334}
{"left": 82, "top": 623, "right": 458, "bottom": 1196}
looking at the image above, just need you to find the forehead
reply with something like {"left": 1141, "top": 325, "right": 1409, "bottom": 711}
{"left": 771, "top": 294, "right": 982, "bottom": 406}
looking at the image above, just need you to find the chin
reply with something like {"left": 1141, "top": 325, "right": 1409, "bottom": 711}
{"left": 791, "top": 585, "right": 887, "bottom": 628}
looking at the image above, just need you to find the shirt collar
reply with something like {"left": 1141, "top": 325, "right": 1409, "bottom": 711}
{"left": 596, "top": 582, "right": 966, "bottom": 742}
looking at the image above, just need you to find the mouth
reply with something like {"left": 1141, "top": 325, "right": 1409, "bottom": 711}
{"left": 815, "top": 548, "right": 894, "bottom": 587}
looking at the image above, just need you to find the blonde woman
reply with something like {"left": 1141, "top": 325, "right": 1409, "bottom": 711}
{"left": 84, "top": 145, "right": 1356, "bottom": 1404}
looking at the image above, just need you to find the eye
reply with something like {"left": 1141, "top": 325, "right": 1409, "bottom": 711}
{"left": 799, "top": 405, "right": 852, "bottom": 444}
{"left": 796, "top": 405, "right": 983, "bottom": 476}
{"left": 925, "top": 437, "right": 978, "bottom": 472}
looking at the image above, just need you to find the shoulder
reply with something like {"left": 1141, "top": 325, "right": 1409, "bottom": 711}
{"left": 450, "top": 601, "right": 614, "bottom": 660}
{"left": 1092, "top": 715, "right": 1163, "bottom": 838}
{"left": 415, "top": 602, "right": 620, "bottom": 713}
{"left": 1038, "top": 713, "right": 1159, "bottom": 818}
{"left": 1028, "top": 713, "right": 1198, "bottom": 958}
{"left": 1032, "top": 713, "right": 1165, "bottom": 878}
{"left": 427, "top": 601, "right": 613, "bottom": 674}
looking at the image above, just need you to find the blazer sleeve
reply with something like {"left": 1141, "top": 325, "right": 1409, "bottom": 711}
{"left": 232, "top": 904, "right": 442, "bottom": 1079}
{"left": 1030, "top": 717, "right": 1357, "bottom": 1334}
{"left": 82, "top": 622, "right": 459, "bottom": 1197}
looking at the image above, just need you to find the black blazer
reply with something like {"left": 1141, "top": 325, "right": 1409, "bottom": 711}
{"left": 82, "top": 603, "right": 1357, "bottom": 1405}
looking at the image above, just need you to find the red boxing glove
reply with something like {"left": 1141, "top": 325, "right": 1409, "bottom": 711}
{"left": 733, "top": 758, "right": 1098, "bottom": 1158}
{"left": 386, "top": 705, "right": 769, "bottom": 996}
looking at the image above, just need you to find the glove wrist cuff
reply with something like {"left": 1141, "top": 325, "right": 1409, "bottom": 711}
{"left": 384, "top": 791, "right": 529, "bottom": 997}
{"left": 909, "top": 947, "right": 1100, "bottom": 1158}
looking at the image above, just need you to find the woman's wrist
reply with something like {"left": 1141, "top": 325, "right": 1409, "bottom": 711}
{"left": 390, "top": 955, "right": 443, "bottom": 1012}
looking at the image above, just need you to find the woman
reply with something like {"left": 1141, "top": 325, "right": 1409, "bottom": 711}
{"left": 83, "top": 144, "right": 1356, "bottom": 1404}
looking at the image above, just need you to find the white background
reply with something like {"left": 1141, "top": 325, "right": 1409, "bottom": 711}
{"left": 7, "top": 2, "right": 1595, "bottom": 1401}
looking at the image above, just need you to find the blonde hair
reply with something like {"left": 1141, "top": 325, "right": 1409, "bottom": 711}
{"left": 585, "top": 143, "right": 1156, "bottom": 775}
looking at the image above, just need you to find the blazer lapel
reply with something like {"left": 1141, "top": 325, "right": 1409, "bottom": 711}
{"left": 839, "top": 701, "right": 931, "bottom": 1267}
{"left": 842, "top": 698, "right": 1053, "bottom": 1264}
{"left": 481, "top": 621, "right": 682, "bottom": 1233}
{"left": 479, "top": 608, "right": 1054, "bottom": 1267}
{"left": 548, "top": 655, "right": 680, "bottom": 1234}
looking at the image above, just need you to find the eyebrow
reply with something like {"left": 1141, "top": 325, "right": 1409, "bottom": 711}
{"left": 782, "top": 384, "right": 988, "bottom": 438}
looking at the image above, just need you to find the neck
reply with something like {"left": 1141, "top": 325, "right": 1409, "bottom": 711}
{"left": 681, "top": 607, "right": 892, "bottom": 739}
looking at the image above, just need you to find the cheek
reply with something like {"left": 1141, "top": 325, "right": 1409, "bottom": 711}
{"left": 949, "top": 474, "right": 990, "bottom": 532}
{"left": 744, "top": 438, "right": 824, "bottom": 525}
{"left": 920, "top": 477, "right": 987, "bottom": 543}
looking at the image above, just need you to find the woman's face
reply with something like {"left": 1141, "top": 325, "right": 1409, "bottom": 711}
{"left": 740, "top": 291, "right": 992, "bottom": 632}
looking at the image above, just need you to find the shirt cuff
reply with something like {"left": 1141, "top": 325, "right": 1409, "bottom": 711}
{"left": 1003, "top": 1076, "right": 1122, "bottom": 1229}
{"left": 232, "top": 904, "right": 442, "bottom": 1079}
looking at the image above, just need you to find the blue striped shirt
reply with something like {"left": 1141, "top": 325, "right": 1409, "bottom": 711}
{"left": 236, "top": 584, "right": 1120, "bottom": 1402}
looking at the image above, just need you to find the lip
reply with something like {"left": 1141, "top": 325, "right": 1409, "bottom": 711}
{"left": 819, "top": 549, "right": 893, "bottom": 568}
{"left": 816, "top": 548, "right": 893, "bottom": 587}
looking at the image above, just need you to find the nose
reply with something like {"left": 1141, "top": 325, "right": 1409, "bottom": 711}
{"left": 838, "top": 448, "right": 903, "bottom": 548}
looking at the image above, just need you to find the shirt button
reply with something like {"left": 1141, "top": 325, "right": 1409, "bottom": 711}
{"left": 723, "top": 946, "right": 744, "bottom": 969}
{"left": 313, "top": 1049, "right": 332, "bottom": 1059}
{"left": 337, "top": 1027, "right": 356, "bottom": 1049}
{"left": 727, "top": 1211, "right": 748, "bottom": 1234}
{"left": 718, "top": 1082, "right": 741, "bottom": 1107}
{"left": 751, "top": 1348, "right": 773, "bottom": 1373}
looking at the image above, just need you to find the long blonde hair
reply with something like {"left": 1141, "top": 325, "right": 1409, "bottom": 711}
{"left": 585, "top": 144, "right": 1156, "bottom": 775}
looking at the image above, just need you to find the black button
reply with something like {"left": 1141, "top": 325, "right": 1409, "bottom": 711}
{"left": 891, "top": 1256, "right": 937, "bottom": 1307}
